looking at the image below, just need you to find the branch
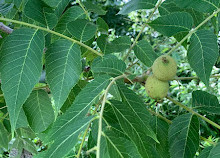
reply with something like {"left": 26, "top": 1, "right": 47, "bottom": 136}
{"left": 175, "top": 75, "right": 220, "bottom": 80}
{"left": 147, "top": 108, "right": 172, "bottom": 124}
{"left": 0, "top": 17, "right": 103, "bottom": 57}
{"left": 96, "top": 74, "right": 126, "bottom": 158}
{"left": 0, "top": 22, "right": 13, "bottom": 34}
{"left": 76, "top": 124, "right": 90, "bottom": 158}
{"left": 167, "top": 8, "right": 220, "bottom": 56}
{"left": 166, "top": 96, "right": 220, "bottom": 130}
{"left": 122, "top": 0, "right": 163, "bottom": 61}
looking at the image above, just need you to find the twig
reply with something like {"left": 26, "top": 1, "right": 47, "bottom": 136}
{"left": 147, "top": 108, "right": 172, "bottom": 124}
{"left": 200, "top": 136, "right": 217, "bottom": 146}
{"left": 166, "top": 96, "right": 220, "bottom": 130}
{"left": 86, "top": 146, "right": 97, "bottom": 155}
{"left": 122, "top": 0, "right": 163, "bottom": 61}
{"left": 77, "top": 0, "right": 91, "bottom": 21}
{"left": 0, "top": 17, "right": 103, "bottom": 57}
{"left": 96, "top": 74, "right": 126, "bottom": 158}
{"left": 76, "top": 124, "right": 91, "bottom": 158}
{"left": 0, "top": 106, "right": 7, "bottom": 110}
{"left": 174, "top": 75, "right": 220, "bottom": 80}
{"left": 167, "top": 8, "right": 220, "bottom": 56}
{"left": 0, "top": 22, "right": 13, "bottom": 34}
{"left": 126, "top": 59, "right": 139, "bottom": 70}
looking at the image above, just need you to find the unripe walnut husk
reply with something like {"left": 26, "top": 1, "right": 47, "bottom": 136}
{"left": 152, "top": 55, "right": 177, "bottom": 81}
{"left": 145, "top": 75, "right": 169, "bottom": 100}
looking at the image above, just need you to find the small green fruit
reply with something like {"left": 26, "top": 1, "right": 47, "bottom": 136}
{"left": 152, "top": 55, "right": 177, "bottom": 81}
{"left": 145, "top": 75, "right": 169, "bottom": 100}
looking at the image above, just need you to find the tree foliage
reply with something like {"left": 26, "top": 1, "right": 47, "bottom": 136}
{"left": 0, "top": 0, "right": 220, "bottom": 158}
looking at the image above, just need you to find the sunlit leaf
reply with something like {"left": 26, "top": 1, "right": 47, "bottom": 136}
{"left": 83, "top": 1, "right": 106, "bottom": 15}
{"left": 187, "top": 30, "right": 218, "bottom": 86}
{"left": 97, "top": 17, "right": 109, "bottom": 34}
{"left": 149, "top": 12, "right": 193, "bottom": 37}
{"left": 134, "top": 40, "right": 158, "bottom": 67}
{"left": 175, "top": 0, "right": 219, "bottom": 13}
{"left": 118, "top": 0, "right": 158, "bottom": 15}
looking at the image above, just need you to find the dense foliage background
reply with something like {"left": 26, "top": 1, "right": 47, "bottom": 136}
{"left": 0, "top": 0, "right": 220, "bottom": 157}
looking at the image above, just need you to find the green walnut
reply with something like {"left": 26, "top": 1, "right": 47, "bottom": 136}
{"left": 145, "top": 75, "right": 169, "bottom": 100}
{"left": 152, "top": 55, "right": 177, "bottom": 81}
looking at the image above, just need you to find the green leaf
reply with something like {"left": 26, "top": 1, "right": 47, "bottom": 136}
{"left": 44, "top": 75, "right": 110, "bottom": 142}
{"left": 43, "top": 8, "right": 58, "bottom": 29}
{"left": 97, "top": 34, "right": 111, "bottom": 54}
{"left": 61, "top": 80, "right": 87, "bottom": 113}
{"left": 159, "top": 0, "right": 183, "bottom": 15}
{"left": 97, "top": 17, "right": 109, "bottom": 34}
{"left": 0, "top": 28, "right": 44, "bottom": 133}
{"left": 118, "top": 0, "right": 158, "bottom": 15}
{"left": 11, "top": 0, "right": 22, "bottom": 8}
{"left": 16, "top": 127, "right": 36, "bottom": 139}
{"left": 175, "top": 0, "right": 219, "bottom": 13}
{"left": 9, "top": 138, "right": 24, "bottom": 158}
{"left": 111, "top": 36, "right": 131, "bottom": 53}
{"left": 9, "top": 137, "right": 37, "bottom": 157}
{"left": 23, "top": 90, "right": 54, "bottom": 133}
{"left": 192, "top": 90, "right": 220, "bottom": 115}
{"left": 24, "top": 0, "right": 48, "bottom": 26}
{"left": 207, "top": 142, "right": 220, "bottom": 158}
{"left": 16, "top": 108, "right": 28, "bottom": 129}
{"left": 0, "top": 3, "right": 13, "bottom": 16}
{"left": 103, "top": 129, "right": 142, "bottom": 158}
{"left": 22, "top": 138, "right": 37, "bottom": 155}
{"left": 169, "top": 113, "right": 200, "bottom": 158}
{"left": 54, "top": 6, "right": 85, "bottom": 37}
{"left": 150, "top": 117, "right": 170, "bottom": 158}
{"left": 67, "top": 19, "right": 97, "bottom": 42}
{"left": 42, "top": 0, "right": 65, "bottom": 8}
{"left": 159, "top": 0, "right": 205, "bottom": 26}
{"left": 186, "top": 8, "right": 205, "bottom": 26}
{"left": 0, "top": 122, "right": 9, "bottom": 149}
{"left": 44, "top": 116, "right": 93, "bottom": 158}
{"left": 117, "top": 83, "right": 152, "bottom": 125}
{"left": 45, "top": 39, "right": 82, "bottom": 111}
{"left": 149, "top": 12, "right": 193, "bottom": 37}
{"left": 134, "top": 40, "right": 158, "bottom": 67}
{"left": 198, "top": 146, "right": 212, "bottom": 158}
{"left": 187, "top": 30, "right": 218, "bottom": 86}
{"left": 91, "top": 54, "right": 126, "bottom": 77}
{"left": 53, "top": 0, "right": 69, "bottom": 17}
{"left": 110, "top": 100, "right": 158, "bottom": 158}
{"left": 83, "top": 1, "right": 106, "bottom": 15}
